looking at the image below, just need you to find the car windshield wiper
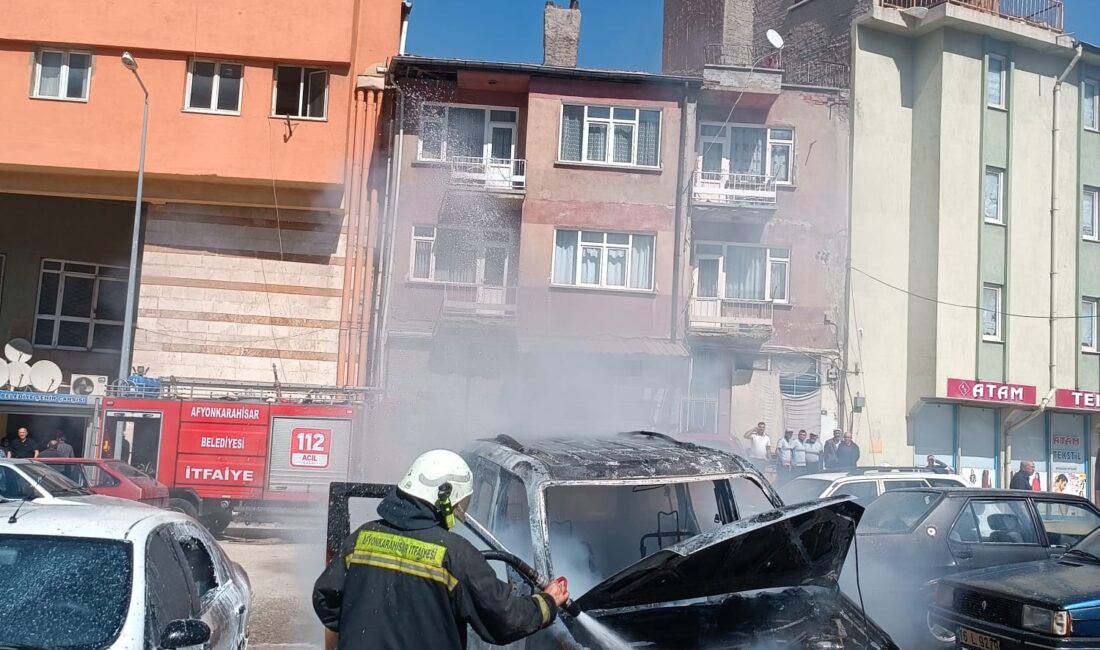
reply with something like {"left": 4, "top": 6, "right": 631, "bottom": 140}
{"left": 1063, "top": 548, "right": 1100, "bottom": 563}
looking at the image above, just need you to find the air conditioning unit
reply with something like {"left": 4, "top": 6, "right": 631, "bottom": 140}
{"left": 70, "top": 374, "right": 109, "bottom": 397}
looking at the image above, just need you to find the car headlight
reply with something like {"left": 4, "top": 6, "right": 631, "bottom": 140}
{"left": 1022, "top": 605, "right": 1072, "bottom": 636}
{"left": 933, "top": 583, "right": 955, "bottom": 608}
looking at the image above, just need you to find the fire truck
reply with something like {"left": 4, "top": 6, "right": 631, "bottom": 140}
{"left": 94, "top": 377, "right": 373, "bottom": 536}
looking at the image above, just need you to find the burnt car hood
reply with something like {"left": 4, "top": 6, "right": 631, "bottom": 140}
{"left": 575, "top": 497, "right": 863, "bottom": 612}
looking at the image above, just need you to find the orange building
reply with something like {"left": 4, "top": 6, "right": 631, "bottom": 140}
{"left": 0, "top": 0, "right": 404, "bottom": 446}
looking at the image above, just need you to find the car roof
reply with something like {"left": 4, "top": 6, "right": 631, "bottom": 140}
{"left": 0, "top": 458, "right": 35, "bottom": 466}
{"left": 889, "top": 487, "right": 1096, "bottom": 502}
{"left": 0, "top": 501, "right": 188, "bottom": 540}
{"left": 795, "top": 470, "right": 968, "bottom": 482}
{"left": 466, "top": 431, "right": 750, "bottom": 482}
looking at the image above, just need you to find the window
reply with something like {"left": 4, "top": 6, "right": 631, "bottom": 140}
{"left": 33, "top": 49, "right": 91, "bottom": 101}
{"left": 417, "top": 103, "right": 518, "bottom": 162}
{"left": 949, "top": 499, "right": 1038, "bottom": 545}
{"left": 559, "top": 104, "right": 661, "bottom": 167}
{"left": 34, "top": 259, "right": 128, "bottom": 352}
{"left": 1084, "top": 187, "right": 1098, "bottom": 241}
{"left": 730, "top": 476, "right": 774, "bottom": 517}
{"left": 694, "top": 243, "right": 790, "bottom": 303}
{"left": 861, "top": 491, "right": 941, "bottom": 533}
{"left": 982, "top": 284, "right": 1003, "bottom": 342}
{"left": 272, "top": 65, "right": 327, "bottom": 119}
{"left": 185, "top": 60, "right": 242, "bottom": 114}
{"left": 177, "top": 534, "right": 219, "bottom": 600}
{"left": 984, "top": 167, "right": 1004, "bottom": 224}
{"left": 410, "top": 226, "right": 513, "bottom": 285}
{"left": 1085, "top": 79, "right": 1099, "bottom": 132}
{"left": 1034, "top": 500, "right": 1100, "bottom": 547}
{"left": 552, "top": 229, "right": 655, "bottom": 290}
{"left": 882, "top": 480, "right": 927, "bottom": 491}
{"left": 1083, "top": 298, "right": 1098, "bottom": 352}
{"left": 831, "top": 480, "right": 879, "bottom": 506}
{"left": 697, "top": 124, "right": 794, "bottom": 184}
{"left": 146, "top": 529, "right": 195, "bottom": 645}
{"left": 768, "top": 128, "right": 794, "bottom": 184}
{"left": 80, "top": 465, "right": 120, "bottom": 488}
{"left": 987, "top": 54, "right": 1006, "bottom": 108}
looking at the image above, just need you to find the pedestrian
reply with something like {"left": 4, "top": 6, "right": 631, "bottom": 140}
{"left": 792, "top": 430, "right": 808, "bottom": 477}
{"left": 1009, "top": 460, "right": 1037, "bottom": 490}
{"left": 0, "top": 437, "right": 9, "bottom": 458}
{"left": 742, "top": 421, "right": 771, "bottom": 470}
{"left": 823, "top": 429, "right": 841, "bottom": 469}
{"left": 776, "top": 430, "right": 796, "bottom": 482}
{"left": 313, "top": 449, "right": 570, "bottom": 650}
{"left": 38, "top": 439, "right": 63, "bottom": 458}
{"left": 54, "top": 432, "right": 74, "bottom": 458}
{"left": 926, "top": 455, "right": 948, "bottom": 471}
{"left": 804, "top": 432, "right": 824, "bottom": 474}
{"left": 834, "top": 431, "right": 860, "bottom": 469}
{"left": 9, "top": 427, "right": 38, "bottom": 459}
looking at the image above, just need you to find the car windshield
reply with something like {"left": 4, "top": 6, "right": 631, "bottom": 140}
{"left": 859, "top": 490, "right": 941, "bottom": 533}
{"left": 1069, "top": 526, "right": 1100, "bottom": 560}
{"left": 0, "top": 535, "right": 132, "bottom": 649}
{"left": 777, "top": 478, "right": 832, "bottom": 505}
{"left": 22, "top": 462, "right": 91, "bottom": 496}
{"left": 542, "top": 478, "right": 733, "bottom": 595}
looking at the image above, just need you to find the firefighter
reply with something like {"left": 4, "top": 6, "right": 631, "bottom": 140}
{"left": 313, "top": 449, "right": 570, "bottom": 649}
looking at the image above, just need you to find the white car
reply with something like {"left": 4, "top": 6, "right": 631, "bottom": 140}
{"left": 0, "top": 457, "right": 121, "bottom": 504}
{"left": 0, "top": 500, "right": 251, "bottom": 649}
{"left": 778, "top": 466, "right": 969, "bottom": 507}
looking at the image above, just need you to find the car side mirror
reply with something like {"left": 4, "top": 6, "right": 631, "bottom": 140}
{"left": 160, "top": 619, "right": 210, "bottom": 649}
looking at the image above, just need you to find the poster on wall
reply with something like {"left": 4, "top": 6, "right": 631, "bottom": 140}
{"left": 959, "top": 464, "right": 995, "bottom": 488}
{"left": 1050, "top": 430, "right": 1087, "bottom": 498}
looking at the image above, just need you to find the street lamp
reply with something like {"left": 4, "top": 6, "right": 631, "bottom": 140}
{"left": 118, "top": 51, "right": 148, "bottom": 383}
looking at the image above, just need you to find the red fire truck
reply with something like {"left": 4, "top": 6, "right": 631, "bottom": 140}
{"left": 95, "top": 377, "right": 372, "bottom": 535}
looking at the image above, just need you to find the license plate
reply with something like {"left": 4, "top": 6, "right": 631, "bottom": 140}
{"left": 960, "top": 628, "right": 1000, "bottom": 650}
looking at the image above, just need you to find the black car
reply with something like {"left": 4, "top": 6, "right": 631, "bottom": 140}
{"left": 928, "top": 525, "right": 1100, "bottom": 650}
{"left": 843, "top": 488, "right": 1100, "bottom": 648}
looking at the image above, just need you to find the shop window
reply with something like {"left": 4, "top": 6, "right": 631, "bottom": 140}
{"left": 273, "top": 65, "right": 327, "bottom": 119}
{"left": 913, "top": 403, "right": 954, "bottom": 467}
{"left": 1009, "top": 416, "right": 1049, "bottom": 491}
{"left": 958, "top": 407, "right": 996, "bottom": 488}
{"left": 1050, "top": 413, "right": 1088, "bottom": 498}
{"left": 34, "top": 259, "right": 127, "bottom": 352}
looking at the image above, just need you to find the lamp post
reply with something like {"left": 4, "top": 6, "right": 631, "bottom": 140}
{"left": 118, "top": 51, "right": 148, "bottom": 383}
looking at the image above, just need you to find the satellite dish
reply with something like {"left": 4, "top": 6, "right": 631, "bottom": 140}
{"left": 766, "top": 29, "right": 785, "bottom": 50}
{"left": 30, "top": 360, "right": 63, "bottom": 393}
{"left": 9, "top": 362, "right": 32, "bottom": 389}
{"left": 0, "top": 359, "right": 9, "bottom": 389}
{"left": 4, "top": 338, "right": 32, "bottom": 364}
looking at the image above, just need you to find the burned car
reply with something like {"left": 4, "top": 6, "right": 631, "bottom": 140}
{"left": 457, "top": 431, "right": 897, "bottom": 649}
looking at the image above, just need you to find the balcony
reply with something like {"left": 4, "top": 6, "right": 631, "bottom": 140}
{"left": 440, "top": 282, "right": 517, "bottom": 319}
{"left": 688, "top": 298, "right": 774, "bottom": 343}
{"left": 448, "top": 156, "right": 526, "bottom": 194}
{"left": 691, "top": 170, "right": 778, "bottom": 222}
{"left": 878, "top": 0, "right": 1063, "bottom": 31}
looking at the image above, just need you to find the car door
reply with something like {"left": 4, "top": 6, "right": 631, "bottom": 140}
{"left": 170, "top": 522, "right": 243, "bottom": 650}
{"left": 1031, "top": 498, "right": 1100, "bottom": 552}
{"left": 145, "top": 526, "right": 199, "bottom": 649}
{"left": 947, "top": 498, "right": 1048, "bottom": 572}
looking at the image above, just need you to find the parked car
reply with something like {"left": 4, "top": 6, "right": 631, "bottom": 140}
{"left": 0, "top": 500, "right": 252, "bottom": 649}
{"left": 844, "top": 487, "right": 1100, "bottom": 648}
{"left": 37, "top": 458, "right": 170, "bottom": 508}
{"left": 779, "top": 466, "right": 970, "bottom": 507}
{"left": 928, "top": 524, "right": 1100, "bottom": 650}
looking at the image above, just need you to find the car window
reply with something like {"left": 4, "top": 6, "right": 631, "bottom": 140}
{"left": 177, "top": 534, "right": 219, "bottom": 601}
{"left": 82, "top": 465, "right": 121, "bottom": 488}
{"left": 730, "top": 476, "right": 774, "bottom": 517}
{"left": 109, "top": 461, "right": 152, "bottom": 480}
{"left": 52, "top": 464, "right": 86, "bottom": 485}
{"left": 1033, "top": 500, "right": 1100, "bottom": 547}
{"left": 146, "top": 529, "right": 196, "bottom": 644}
{"left": 950, "top": 499, "right": 1039, "bottom": 545}
{"left": 882, "top": 479, "right": 928, "bottom": 491}
{"left": 927, "top": 477, "right": 966, "bottom": 488}
{"left": 860, "top": 490, "right": 941, "bottom": 533}
{"left": 776, "top": 477, "right": 832, "bottom": 505}
{"left": 465, "top": 461, "right": 497, "bottom": 527}
{"left": 495, "top": 472, "right": 534, "bottom": 565}
{"left": 832, "top": 480, "right": 879, "bottom": 505}
{"left": 0, "top": 465, "right": 34, "bottom": 499}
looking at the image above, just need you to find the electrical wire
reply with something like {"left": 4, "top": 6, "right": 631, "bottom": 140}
{"left": 263, "top": 101, "right": 290, "bottom": 382}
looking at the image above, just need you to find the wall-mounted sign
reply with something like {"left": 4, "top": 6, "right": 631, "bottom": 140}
{"left": 1054, "top": 389, "right": 1100, "bottom": 411}
{"left": 0, "top": 390, "right": 89, "bottom": 405}
{"left": 946, "top": 378, "right": 1036, "bottom": 405}
{"left": 290, "top": 427, "right": 331, "bottom": 468}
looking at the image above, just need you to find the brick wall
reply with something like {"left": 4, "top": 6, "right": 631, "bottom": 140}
{"left": 754, "top": 0, "right": 867, "bottom": 86}
{"left": 133, "top": 203, "right": 347, "bottom": 385}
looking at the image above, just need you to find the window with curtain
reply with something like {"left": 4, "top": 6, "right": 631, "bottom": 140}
{"left": 984, "top": 167, "right": 1004, "bottom": 224}
{"left": 1083, "top": 298, "right": 1098, "bottom": 352}
{"left": 558, "top": 104, "right": 661, "bottom": 167}
{"left": 33, "top": 49, "right": 91, "bottom": 100}
{"left": 409, "top": 226, "right": 513, "bottom": 285}
{"left": 730, "top": 127, "right": 766, "bottom": 175}
{"left": 1084, "top": 188, "right": 1098, "bottom": 241}
{"left": 553, "top": 230, "right": 654, "bottom": 290}
{"left": 987, "top": 55, "right": 1006, "bottom": 108}
{"left": 768, "top": 129, "right": 794, "bottom": 184}
{"left": 725, "top": 246, "right": 766, "bottom": 300}
{"left": 416, "top": 104, "right": 519, "bottom": 161}
{"left": 699, "top": 124, "right": 795, "bottom": 183}
{"left": 981, "top": 284, "right": 1002, "bottom": 341}
{"left": 1085, "top": 80, "right": 1099, "bottom": 131}
{"left": 694, "top": 243, "right": 790, "bottom": 303}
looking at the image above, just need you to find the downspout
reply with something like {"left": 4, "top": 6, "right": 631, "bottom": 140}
{"left": 1049, "top": 45, "right": 1082, "bottom": 392}
{"left": 374, "top": 84, "right": 405, "bottom": 389}
{"left": 671, "top": 81, "right": 691, "bottom": 343}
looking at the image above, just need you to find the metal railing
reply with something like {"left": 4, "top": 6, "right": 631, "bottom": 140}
{"left": 688, "top": 298, "right": 775, "bottom": 340}
{"left": 107, "top": 375, "right": 373, "bottom": 402}
{"left": 680, "top": 397, "right": 719, "bottom": 434}
{"left": 879, "top": 0, "right": 1063, "bottom": 31}
{"left": 703, "top": 44, "right": 784, "bottom": 69}
{"left": 449, "top": 156, "right": 527, "bottom": 192}
{"left": 783, "top": 61, "right": 851, "bottom": 89}
{"left": 692, "top": 170, "right": 778, "bottom": 206}
{"left": 440, "top": 282, "right": 517, "bottom": 317}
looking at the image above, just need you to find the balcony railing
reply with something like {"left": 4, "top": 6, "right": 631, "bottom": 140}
{"left": 783, "top": 61, "right": 850, "bottom": 89}
{"left": 440, "top": 282, "right": 517, "bottom": 318}
{"left": 703, "top": 44, "right": 784, "bottom": 69}
{"left": 680, "top": 397, "right": 719, "bottom": 434}
{"left": 449, "top": 156, "right": 526, "bottom": 192}
{"left": 879, "top": 0, "right": 1063, "bottom": 31}
{"left": 692, "top": 170, "right": 777, "bottom": 206}
{"left": 688, "top": 298, "right": 774, "bottom": 340}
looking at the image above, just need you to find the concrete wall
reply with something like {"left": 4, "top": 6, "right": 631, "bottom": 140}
{"left": 663, "top": 0, "right": 722, "bottom": 74}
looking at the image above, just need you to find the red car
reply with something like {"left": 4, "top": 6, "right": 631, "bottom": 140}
{"left": 36, "top": 458, "right": 170, "bottom": 508}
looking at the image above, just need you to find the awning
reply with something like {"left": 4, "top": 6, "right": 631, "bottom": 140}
{"left": 518, "top": 335, "right": 690, "bottom": 358}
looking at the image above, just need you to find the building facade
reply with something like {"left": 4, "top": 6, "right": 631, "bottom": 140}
{"left": 0, "top": 0, "right": 403, "bottom": 451}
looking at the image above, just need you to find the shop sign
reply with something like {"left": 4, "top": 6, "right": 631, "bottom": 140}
{"left": 0, "top": 390, "right": 90, "bottom": 405}
{"left": 946, "top": 378, "right": 1037, "bottom": 405}
{"left": 1054, "top": 389, "right": 1100, "bottom": 411}
{"left": 1050, "top": 429, "right": 1088, "bottom": 498}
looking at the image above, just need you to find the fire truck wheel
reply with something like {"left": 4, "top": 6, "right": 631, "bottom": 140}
{"left": 202, "top": 512, "right": 232, "bottom": 538}
{"left": 168, "top": 498, "right": 200, "bottom": 520}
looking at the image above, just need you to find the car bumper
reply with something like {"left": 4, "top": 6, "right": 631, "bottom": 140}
{"left": 929, "top": 604, "right": 1100, "bottom": 650}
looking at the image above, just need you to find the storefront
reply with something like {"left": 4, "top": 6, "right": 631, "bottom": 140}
{"left": 0, "top": 389, "right": 97, "bottom": 456}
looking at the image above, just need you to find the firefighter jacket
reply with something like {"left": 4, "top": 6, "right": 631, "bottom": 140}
{"left": 313, "top": 490, "right": 558, "bottom": 649}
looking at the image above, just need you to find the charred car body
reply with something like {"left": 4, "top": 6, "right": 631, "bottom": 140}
{"left": 457, "top": 432, "right": 897, "bottom": 650}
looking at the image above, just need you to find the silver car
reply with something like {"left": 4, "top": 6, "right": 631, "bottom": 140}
{"left": 0, "top": 500, "right": 251, "bottom": 649}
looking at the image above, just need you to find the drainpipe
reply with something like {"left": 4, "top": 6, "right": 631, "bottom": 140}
{"left": 374, "top": 84, "right": 405, "bottom": 389}
{"left": 671, "top": 82, "right": 692, "bottom": 343}
{"left": 1049, "top": 45, "right": 1082, "bottom": 392}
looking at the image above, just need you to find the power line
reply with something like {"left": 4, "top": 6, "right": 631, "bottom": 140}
{"left": 851, "top": 266, "right": 1094, "bottom": 320}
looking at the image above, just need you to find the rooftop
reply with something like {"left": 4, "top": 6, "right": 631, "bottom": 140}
{"left": 391, "top": 55, "right": 701, "bottom": 87}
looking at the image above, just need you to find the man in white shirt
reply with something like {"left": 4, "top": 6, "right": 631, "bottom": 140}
{"left": 776, "top": 430, "right": 796, "bottom": 483}
{"left": 792, "top": 429, "right": 808, "bottom": 477}
{"left": 804, "top": 432, "right": 824, "bottom": 474}
{"left": 742, "top": 422, "right": 770, "bottom": 470}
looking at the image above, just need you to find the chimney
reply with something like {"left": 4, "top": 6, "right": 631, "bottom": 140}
{"left": 543, "top": 1, "right": 581, "bottom": 67}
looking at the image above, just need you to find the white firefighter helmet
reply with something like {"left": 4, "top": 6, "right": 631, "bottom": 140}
{"left": 397, "top": 449, "right": 474, "bottom": 507}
